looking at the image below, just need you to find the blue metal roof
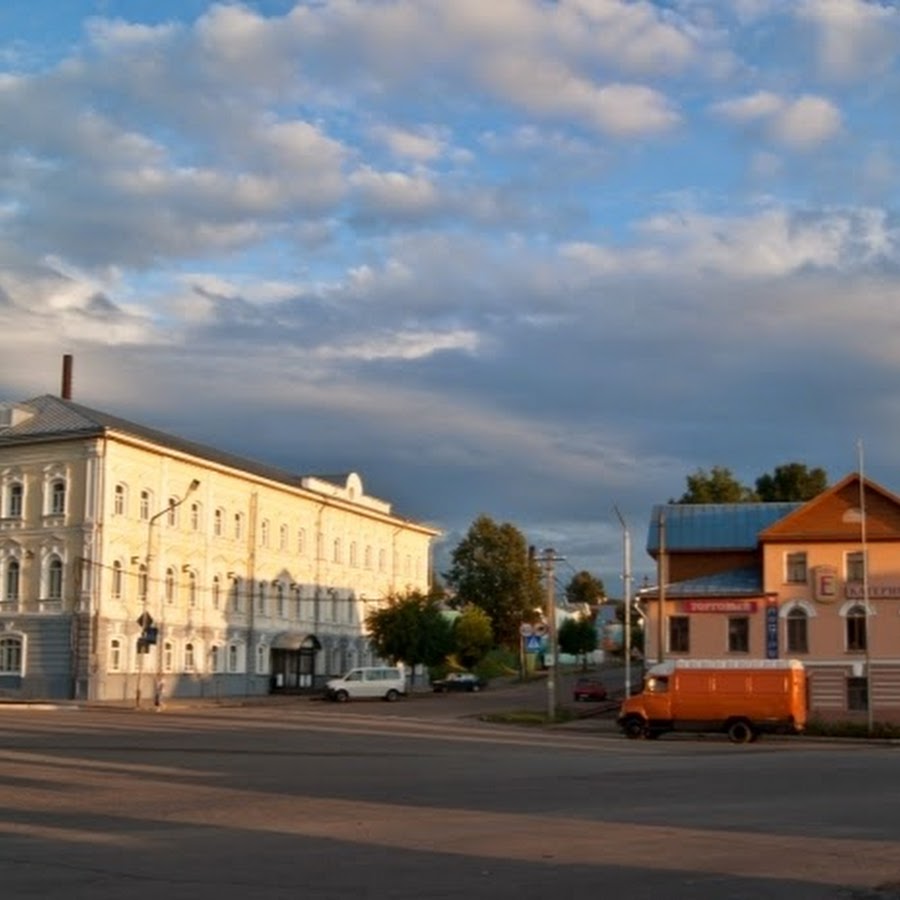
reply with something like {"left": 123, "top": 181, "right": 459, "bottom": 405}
{"left": 655, "top": 565, "right": 763, "bottom": 597}
{"left": 646, "top": 502, "right": 801, "bottom": 553}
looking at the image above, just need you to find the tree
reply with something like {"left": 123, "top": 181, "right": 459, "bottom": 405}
{"left": 365, "top": 589, "right": 454, "bottom": 683}
{"left": 565, "top": 570, "right": 606, "bottom": 607}
{"left": 755, "top": 463, "right": 828, "bottom": 501}
{"left": 444, "top": 515, "right": 543, "bottom": 648}
{"left": 557, "top": 616, "right": 597, "bottom": 670}
{"left": 452, "top": 604, "right": 494, "bottom": 670}
{"left": 677, "top": 466, "right": 755, "bottom": 503}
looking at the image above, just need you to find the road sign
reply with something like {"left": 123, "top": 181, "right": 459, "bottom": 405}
{"left": 519, "top": 623, "right": 533, "bottom": 637}
{"left": 525, "top": 634, "right": 543, "bottom": 652}
{"left": 533, "top": 622, "right": 548, "bottom": 637}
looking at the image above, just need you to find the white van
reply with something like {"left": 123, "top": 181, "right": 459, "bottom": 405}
{"left": 324, "top": 666, "right": 407, "bottom": 702}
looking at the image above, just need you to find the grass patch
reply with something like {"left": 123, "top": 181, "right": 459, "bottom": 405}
{"left": 479, "top": 708, "right": 578, "bottom": 726}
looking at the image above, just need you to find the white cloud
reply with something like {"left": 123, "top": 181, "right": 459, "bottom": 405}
{"left": 368, "top": 124, "right": 447, "bottom": 162}
{"left": 797, "top": 0, "right": 899, "bottom": 80}
{"left": 711, "top": 91, "right": 842, "bottom": 149}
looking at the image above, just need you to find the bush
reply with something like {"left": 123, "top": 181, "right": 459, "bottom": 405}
{"left": 804, "top": 718, "right": 900, "bottom": 740}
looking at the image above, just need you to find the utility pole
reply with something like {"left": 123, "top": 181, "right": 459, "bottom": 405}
{"left": 657, "top": 507, "right": 666, "bottom": 665}
{"left": 614, "top": 506, "right": 633, "bottom": 697}
{"left": 541, "top": 547, "right": 564, "bottom": 721}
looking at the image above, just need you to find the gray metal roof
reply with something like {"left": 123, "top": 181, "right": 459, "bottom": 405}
{"left": 646, "top": 502, "right": 802, "bottom": 553}
{"left": 0, "top": 394, "right": 310, "bottom": 490}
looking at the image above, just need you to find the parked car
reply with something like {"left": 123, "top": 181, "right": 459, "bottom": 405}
{"left": 324, "top": 666, "right": 407, "bottom": 702}
{"left": 431, "top": 672, "right": 487, "bottom": 693}
{"left": 573, "top": 676, "right": 608, "bottom": 702}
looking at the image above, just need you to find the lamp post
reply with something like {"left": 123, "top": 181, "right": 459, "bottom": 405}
{"left": 135, "top": 478, "right": 200, "bottom": 709}
{"left": 614, "top": 506, "right": 633, "bottom": 698}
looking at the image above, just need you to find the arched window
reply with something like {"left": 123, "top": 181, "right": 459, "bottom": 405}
{"left": 214, "top": 508, "right": 223, "bottom": 537}
{"left": 297, "top": 527, "right": 306, "bottom": 555}
{"left": 232, "top": 577, "right": 242, "bottom": 612}
{"left": 350, "top": 542, "right": 358, "bottom": 567}
{"left": 210, "top": 645, "right": 220, "bottom": 673}
{"left": 256, "top": 643, "right": 266, "bottom": 674}
{"left": 47, "top": 556, "right": 63, "bottom": 601}
{"left": 112, "top": 560, "right": 124, "bottom": 600}
{"left": 140, "top": 490, "right": 150, "bottom": 520}
{"left": 257, "top": 581, "right": 267, "bottom": 616}
{"left": 190, "top": 503, "right": 200, "bottom": 531}
{"left": 167, "top": 499, "right": 178, "bottom": 527}
{"left": 786, "top": 607, "right": 808, "bottom": 653}
{"left": 188, "top": 571, "right": 197, "bottom": 608}
{"left": 109, "top": 638, "right": 122, "bottom": 672}
{"left": 333, "top": 538, "right": 341, "bottom": 564}
{"left": 50, "top": 480, "right": 66, "bottom": 515}
{"left": 5, "top": 559, "right": 20, "bottom": 602}
{"left": 138, "top": 564, "right": 148, "bottom": 602}
{"left": 114, "top": 484, "right": 126, "bottom": 516}
{"left": 228, "top": 644, "right": 239, "bottom": 673}
{"left": 846, "top": 604, "right": 867, "bottom": 652}
{"left": 165, "top": 567, "right": 176, "bottom": 604}
{"left": 0, "top": 634, "right": 24, "bottom": 674}
{"left": 8, "top": 482, "right": 23, "bottom": 518}
{"left": 234, "top": 513, "right": 243, "bottom": 540}
{"left": 276, "top": 581, "right": 285, "bottom": 618}
{"left": 280, "top": 524, "right": 289, "bottom": 551}
{"left": 212, "top": 575, "right": 221, "bottom": 610}
{"left": 261, "top": 519, "right": 270, "bottom": 548}
{"left": 184, "top": 642, "right": 195, "bottom": 672}
{"left": 163, "top": 641, "right": 173, "bottom": 672}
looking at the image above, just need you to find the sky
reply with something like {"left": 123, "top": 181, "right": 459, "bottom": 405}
{"left": 3, "top": 0, "right": 900, "bottom": 592}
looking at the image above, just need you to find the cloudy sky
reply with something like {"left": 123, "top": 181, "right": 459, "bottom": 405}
{"left": 2, "top": 0, "right": 900, "bottom": 589}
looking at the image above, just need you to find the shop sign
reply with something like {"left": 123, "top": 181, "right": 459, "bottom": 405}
{"left": 845, "top": 582, "right": 900, "bottom": 599}
{"left": 682, "top": 600, "right": 758, "bottom": 613}
{"left": 812, "top": 566, "right": 837, "bottom": 604}
{"left": 765, "top": 600, "right": 778, "bottom": 659}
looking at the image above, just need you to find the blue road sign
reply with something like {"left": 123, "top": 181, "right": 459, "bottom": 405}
{"left": 525, "top": 634, "right": 543, "bottom": 652}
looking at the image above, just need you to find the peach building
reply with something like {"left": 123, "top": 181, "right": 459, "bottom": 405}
{"left": 638, "top": 474, "right": 900, "bottom": 723}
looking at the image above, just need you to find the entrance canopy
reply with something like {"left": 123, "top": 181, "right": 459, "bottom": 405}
{"left": 271, "top": 632, "right": 321, "bottom": 651}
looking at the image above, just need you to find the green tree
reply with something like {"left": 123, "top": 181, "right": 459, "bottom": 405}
{"left": 365, "top": 589, "right": 453, "bottom": 684}
{"left": 444, "top": 515, "right": 543, "bottom": 648}
{"left": 755, "top": 463, "right": 828, "bottom": 501}
{"left": 677, "top": 466, "right": 756, "bottom": 503}
{"left": 452, "top": 604, "right": 494, "bottom": 670}
{"left": 565, "top": 570, "right": 606, "bottom": 606}
{"left": 557, "top": 616, "right": 597, "bottom": 670}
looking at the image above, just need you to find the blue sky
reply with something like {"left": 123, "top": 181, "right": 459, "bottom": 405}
{"left": 3, "top": 0, "right": 900, "bottom": 590}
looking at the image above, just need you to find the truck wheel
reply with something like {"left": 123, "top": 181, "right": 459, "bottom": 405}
{"left": 622, "top": 716, "right": 647, "bottom": 740}
{"left": 727, "top": 720, "right": 754, "bottom": 744}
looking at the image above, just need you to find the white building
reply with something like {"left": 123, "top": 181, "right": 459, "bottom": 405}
{"left": 0, "top": 393, "right": 439, "bottom": 703}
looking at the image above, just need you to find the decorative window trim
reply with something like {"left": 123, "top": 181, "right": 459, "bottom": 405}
{"left": 0, "top": 632, "right": 26, "bottom": 675}
{"left": 779, "top": 599, "right": 817, "bottom": 618}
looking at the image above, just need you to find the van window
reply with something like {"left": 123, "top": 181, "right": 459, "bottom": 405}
{"left": 647, "top": 675, "right": 669, "bottom": 694}
{"left": 345, "top": 670, "right": 363, "bottom": 681}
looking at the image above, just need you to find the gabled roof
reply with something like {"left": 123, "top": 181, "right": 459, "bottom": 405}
{"left": 759, "top": 473, "right": 900, "bottom": 542}
{"left": 646, "top": 502, "right": 801, "bottom": 554}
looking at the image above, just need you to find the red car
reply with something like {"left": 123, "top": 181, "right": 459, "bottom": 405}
{"left": 573, "top": 676, "right": 608, "bottom": 702}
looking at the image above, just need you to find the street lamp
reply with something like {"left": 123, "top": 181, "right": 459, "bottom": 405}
{"left": 614, "top": 506, "right": 633, "bottom": 698}
{"left": 135, "top": 478, "right": 200, "bottom": 708}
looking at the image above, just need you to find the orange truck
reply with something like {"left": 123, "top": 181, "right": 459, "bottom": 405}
{"left": 617, "top": 659, "right": 807, "bottom": 743}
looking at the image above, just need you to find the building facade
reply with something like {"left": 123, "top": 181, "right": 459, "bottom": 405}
{"left": 638, "top": 475, "right": 900, "bottom": 723}
{"left": 0, "top": 394, "right": 438, "bottom": 703}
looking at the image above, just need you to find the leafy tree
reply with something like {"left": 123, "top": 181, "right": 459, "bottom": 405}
{"left": 365, "top": 589, "right": 453, "bottom": 683}
{"left": 452, "top": 604, "right": 494, "bottom": 670}
{"left": 444, "top": 515, "right": 543, "bottom": 648}
{"left": 557, "top": 617, "right": 597, "bottom": 671}
{"left": 755, "top": 463, "right": 828, "bottom": 501}
{"left": 565, "top": 570, "right": 606, "bottom": 606}
{"left": 677, "top": 466, "right": 756, "bottom": 503}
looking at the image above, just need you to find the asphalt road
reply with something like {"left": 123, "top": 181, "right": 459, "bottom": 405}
{"left": 1, "top": 676, "right": 899, "bottom": 900}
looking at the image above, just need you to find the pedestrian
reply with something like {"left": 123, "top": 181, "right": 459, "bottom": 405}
{"left": 153, "top": 678, "right": 164, "bottom": 712}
